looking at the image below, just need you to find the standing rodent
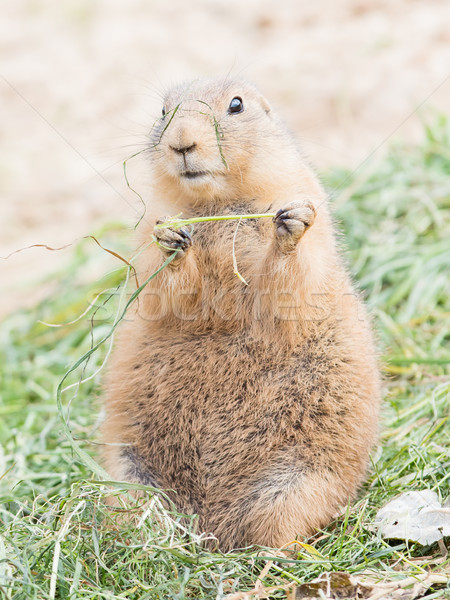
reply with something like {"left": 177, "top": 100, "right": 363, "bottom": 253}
{"left": 101, "top": 78, "right": 381, "bottom": 551}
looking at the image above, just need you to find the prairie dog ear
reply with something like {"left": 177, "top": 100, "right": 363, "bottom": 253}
{"left": 259, "top": 95, "right": 272, "bottom": 114}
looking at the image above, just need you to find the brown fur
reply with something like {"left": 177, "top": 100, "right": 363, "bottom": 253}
{"left": 101, "top": 78, "right": 381, "bottom": 551}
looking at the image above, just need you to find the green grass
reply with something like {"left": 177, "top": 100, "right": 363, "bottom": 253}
{"left": 1, "top": 116, "right": 449, "bottom": 599}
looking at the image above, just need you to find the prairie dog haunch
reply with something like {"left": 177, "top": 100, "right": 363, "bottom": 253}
{"left": 101, "top": 78, "right": 381, "bottom": 551}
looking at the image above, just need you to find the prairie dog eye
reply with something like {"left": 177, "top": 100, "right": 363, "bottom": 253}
{"left": 228, "top": 97, "right": 244, "bottom": 114}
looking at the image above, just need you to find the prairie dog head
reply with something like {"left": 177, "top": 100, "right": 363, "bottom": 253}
{"left": 148, "top": 78, "right": 291, "bottom": 206}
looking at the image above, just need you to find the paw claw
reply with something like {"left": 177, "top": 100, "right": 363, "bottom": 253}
{"left": 273, "top": 200, "right": 316, "bottom": 248}
{"left": 154, "top": 219, "right": 193, "bottom": 258}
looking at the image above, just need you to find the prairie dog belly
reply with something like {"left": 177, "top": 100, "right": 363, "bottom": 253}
{"left": 107, "top": 327, "right": 372, "bottom": 514}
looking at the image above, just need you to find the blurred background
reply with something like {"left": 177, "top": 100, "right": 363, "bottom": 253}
{"left": 1, "top": 0, "right": 450, "bottom": 316}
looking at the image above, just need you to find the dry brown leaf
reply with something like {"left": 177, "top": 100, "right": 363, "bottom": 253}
{"left": 295, "top": 571, "right": 371, "bottom": 599}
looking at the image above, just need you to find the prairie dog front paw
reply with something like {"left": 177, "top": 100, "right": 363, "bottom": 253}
{"left": 154, "top": 217, "right": 192, "bottom": 261}
{"left": 273, "top": 199, "right": 316, "bottom": 251}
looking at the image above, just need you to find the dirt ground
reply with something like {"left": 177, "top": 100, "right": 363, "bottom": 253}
{"left": 1, "top": 0, "right": 450, "bottom": 316}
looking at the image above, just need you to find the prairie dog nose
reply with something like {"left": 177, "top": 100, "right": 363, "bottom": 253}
{"left": 170, "top": 142, "right": 197, "bottom": 155}
{"left": 168, "top": 121, "right": 198, "bottom": 155}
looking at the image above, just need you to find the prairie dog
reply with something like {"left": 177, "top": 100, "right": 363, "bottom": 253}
{"left": 101, "top": 78, "right": 381, "bottom": 551}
